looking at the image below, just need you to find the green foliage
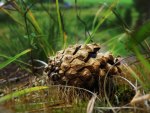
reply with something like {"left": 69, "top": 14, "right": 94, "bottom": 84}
{"left": 0, "top": 0, "right": 150, "bottom": 112}
{"left": 0, "top": 49, "right": 31, "bottom": 69}
{"left": 0, "top": 0, "right": 132, "bottom": 61}
{"left": 0, "top": 86, "right": 48, "bottom": 103}
{"left": 105, "top": 3, "right": 150, "bottom": 91}
{"left": 104, "top": 33, "right": 130, "bottom": 56}
{"left": 64, "top": 0, "right": 133, "bottom": 5}
{"left": 133, "top": 48, "right": 150, "bottom": 90}
{"left": 133, "top": 20, "right": 150, "bottom": 43}
{"left": 0, "top": 1, "right": 61, "bottom": 60}
{"left": 85, "top": 0, "right": 120, "bottom": 44}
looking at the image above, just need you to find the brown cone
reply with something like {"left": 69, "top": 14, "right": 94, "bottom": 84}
{"left": 46, "top": 43, "right": 122, "bottom": 92}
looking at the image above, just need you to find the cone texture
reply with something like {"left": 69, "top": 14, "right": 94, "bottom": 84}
{"left": 45, "top": 43, "right": 121, "bottom": 92}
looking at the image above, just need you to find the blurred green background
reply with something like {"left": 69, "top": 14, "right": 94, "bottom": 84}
{"left": 0, "top": 0, "right": 136, "bottom": 57}
{"left": 0, "top": 0, "right": 149, "bottom": 61}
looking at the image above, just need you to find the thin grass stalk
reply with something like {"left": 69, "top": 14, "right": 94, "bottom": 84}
{"left": 144, "top": 40, "right": 150, "bottom": 52}
{"left": 75, "top": 0, "right": 92, "bottom": 40}
{"left": 0, "top": 54, "right": 31, "bottom": 67}
{"left": 133, "top": 48, "right": 150, "bottom": 72}
{"left": 0, "top": 8, "right": 23, "bottom": 26}
{"left": 9, "top": 1, "right": 53, "bottom": 56}
{"left": 56, "top": 0, "right": 66, "bottom": 49}
{"left": 85, "top": 0, "right": 120, "bottom": 44}
{"left": 0, "top": 86, "right": 49, "bottom": 103}
{"left": 23, "top": 2, "right": 41, "bottom": 75}
{"left": 123, "top": 64, "right": 146, "bottom": 89}
{"left": 0, "top": 49, "right": 31, "bottom": 69}
{"left": 92, "top": 3, "right": 106, "bottom": 31}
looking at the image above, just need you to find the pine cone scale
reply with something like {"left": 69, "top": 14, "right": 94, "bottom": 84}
{"left": 46, "top": 43, "right": 122, "bottom": 92}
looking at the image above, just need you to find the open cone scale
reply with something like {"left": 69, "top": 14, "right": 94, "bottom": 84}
{"left": 45, "top": 43, "right": 122, "bottom": 92}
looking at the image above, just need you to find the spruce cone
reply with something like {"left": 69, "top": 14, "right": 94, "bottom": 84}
{"left": 45, "top": 43, "right": 121, "bottom": 92}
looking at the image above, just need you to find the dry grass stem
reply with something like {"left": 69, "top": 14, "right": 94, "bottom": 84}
{"left": 86, "top": 93, "right": 97, "bottom": 113}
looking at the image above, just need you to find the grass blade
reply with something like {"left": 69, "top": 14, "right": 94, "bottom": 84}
{"left": 123, "top": 64, "right": 145, "bottom": 89}
{"left": 0, "top": 8, "right": 23, "bottom": 26}
{"left": 134, "top": 48, "right": 150, "bottom": 72}
{"left": 0, "top": 49, "right": 31, "bottom": 69}
{"left": 56, "top": 0, "right": 65, "bottom": 48}
{"left": 92, "top": 4, "right": 106, "bottom": 30}
{"left": 86, "top": 94, "right": 97, "bottom": 113}
{"left": 0, "top": 54, "right": 31, "bottom": 67}
{"left": 27, "top": 10, "right": 42, "bottom": 34}
{"left": 133, "top": 20, "right": 150, "bottom": 43}
{"left": 0, "top": 86, "right": 48, "bottom": 103}
{"left": 85, "top": 0, "right": 119, "bottom": 44}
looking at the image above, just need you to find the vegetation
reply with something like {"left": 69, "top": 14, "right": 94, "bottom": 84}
{"left": 0, "top": 0, "right": 150, "bottom": 113}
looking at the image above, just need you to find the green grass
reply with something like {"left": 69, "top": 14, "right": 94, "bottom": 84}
{"left": 65, "top": 0, "right": 133, "bottom": 5}
{"left": 0, "top": 49, "right": 31, "bottom": 69}
{"left": 0, "top": 86, "right": 48, "bottom": 103}
{"left": 0, "top": 0, "right": 150, "bottom": 112}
